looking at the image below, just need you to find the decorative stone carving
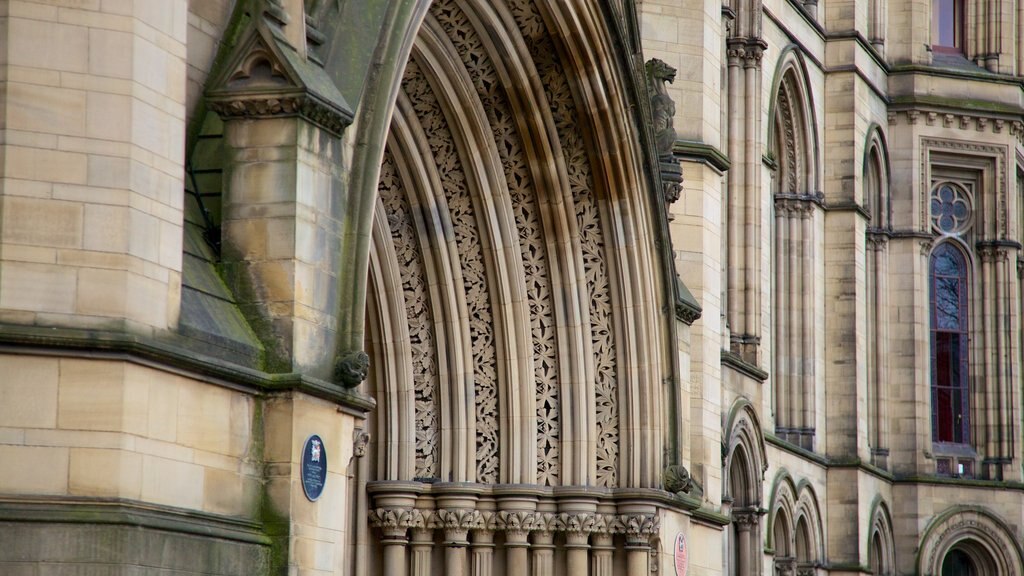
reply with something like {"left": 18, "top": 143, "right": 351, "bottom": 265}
{"left": 205, "top": 20, "right": 353, "bottom": 136}
{"left": 402, "top": 58, "right": 501, "bottom": 484}
{"left": 509, "top": 0, "right": 619, "bottom": 487}
{"left": 369, "top": 507, "right": 426, "bottom": 538}
{"left": 353, "top": 430, "right": 370, "bottom": 458}
{"left": 335, "top": 350, "right": 369, "bottom": 388}
{"left": 663, "top": 464, "right": 704, "bottom": 499}
{"left": 497, "top": 510, "right": 538, "bottom": 540}
{"left": 645, "top": 58, "right": 678, "bottom": 160}
{"left": 431, "top": 0, "right": 562, "bottom": 486}
{"left": 610, "top": 513, "right": 660, "bottom": 546}
{"left": 378, "top": 149, "right": 440, "bottom": 478}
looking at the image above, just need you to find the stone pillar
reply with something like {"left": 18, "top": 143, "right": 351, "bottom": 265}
{"left": 565, "top": 529, "right": 591, "bottom": 576}
{"left": 470, "top": 529, "right": 495, "bottom": 576}
{"left": 433, "top": 507, "right": 479, "bottom": 576}
{"left": 505, "top": 528, "right": 531, "bottom": 576}
{"left": 531, "top": 529, "right": 556, "bottom": 576}
{"left": 591, "top": 533, "right": 614, "bottom": 576}
{"left": 615, "top": 513, "right": 657, "bottom": 576}
{"left": 0, "top": 0, "right": 189, "bottom": 332}
{"left": 444, "top": 527, "right": 470, "bottom": 576}
{"left": 734, "top": 510, "right": 758, "bottom": 576}
{"left": 206, "top": 16, "right": 353, "bottom": 379}
{"left": 369, "top": 507, "right": 419, "bottom": 576}
{"left": 411, "top": 528, "right": 433, "bottom": 576}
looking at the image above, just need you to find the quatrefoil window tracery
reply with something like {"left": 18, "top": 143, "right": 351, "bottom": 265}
{"left": 930, "top": 182, "right": 972, "bottom": 235}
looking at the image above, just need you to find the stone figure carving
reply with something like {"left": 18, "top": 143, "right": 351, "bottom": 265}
{"left": 646, "top": 58, "right": 679, "bottom": 160}
{"left": 664, "top": 464, "right": 705, "bottom": 500}
{"left": 335, "top": 350, "right": 369, "bottom": 388}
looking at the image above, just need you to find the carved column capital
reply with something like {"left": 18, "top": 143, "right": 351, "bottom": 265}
{"left": 732, "top": 509, "right": 760, "bottom": 532}
{"left": 497, "top": 510, "right": 537, "bottom": 543}
{"left": 431, "top": 508, "right": 485, "bottom": 545}
{"left": 866, "top": 231, "right": 890, "bottom": 252}
{"left": 369, "top": 507, "right": 425, "bottom": 540}
{"left": 610, "top": 513, "right": 660, "bottom": 547}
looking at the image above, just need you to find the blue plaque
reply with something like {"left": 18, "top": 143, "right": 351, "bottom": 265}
{"left": 301, "top": 434, "right": 327, "bottom": 501}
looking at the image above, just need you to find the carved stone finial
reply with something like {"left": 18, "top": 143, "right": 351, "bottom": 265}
{"left": 645, "top": 58, "right": 678, "bottom": 160}
{"left": 336, "top": 350, "right": 369, "bottom": 387}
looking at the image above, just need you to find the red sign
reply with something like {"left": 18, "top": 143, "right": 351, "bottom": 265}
{"left": 674, "top": 532, "right": 688, "bottom": 576}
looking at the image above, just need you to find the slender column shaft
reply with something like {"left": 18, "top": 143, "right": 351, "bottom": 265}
{"left": 445, "top": 530, "right": 469, "bottom": 576}
{"left": 775, "top": 204, "right": 788, "bottom": 428}
{"left": 591, "top": 533, "right": 614, "bottom": 576}
{"left": 625, "top": 543, "right": 649, "bottom": 575}
{"left": 411, "top": 529, "right": 433, "bottom": 576}
{"left": 877, "top": 242, "right": 890, "bottom": 453}
{"left": 531, "top": 532, "right": 555, "bottom": 576}
{"left": 801, "top": 208, "right": 814, "bottom": 440}
{"left": 743, "top": 58, "right": 758, "bottom": 340}
{"left": 382, "top": 530, "right": 410, "bottom": 576}
{"left": 471, "top": 530, "right": 494, "bottom": 576}
{"left": 788, "top": 211, "right": 800, "bottom": 432}
{"left": 565, "top": 532, "right": 590, "bottom": 576}
{"left": 996, "top": 253, "right": 1008, "bottom": 459}
{"left": 737, "top": 521, "right": 753, "bottom": 575}
{"left": 505, "top": 531, "right": 530, "bottom": 576}
{"left": 983, "top": 256, "right": 996, "bottom": 455}
{"left": 727, "top": 47, "right": 743, "bottom": 333}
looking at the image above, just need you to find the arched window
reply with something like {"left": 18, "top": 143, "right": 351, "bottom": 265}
{"left": 930, "top": 242, "right": 970, "bottom": 445}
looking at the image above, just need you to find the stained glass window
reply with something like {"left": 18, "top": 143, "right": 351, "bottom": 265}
{"left": 930, "top": 242, "right": 969, "bottom": 444}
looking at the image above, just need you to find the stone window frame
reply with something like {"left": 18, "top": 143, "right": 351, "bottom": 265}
{"left": 922, "top": 141, "right": 1007, "bottom": 475}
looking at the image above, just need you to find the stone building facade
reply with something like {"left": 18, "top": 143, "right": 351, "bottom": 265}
{"left": 1, "top": 0, "right": 1023, "bottom": 575}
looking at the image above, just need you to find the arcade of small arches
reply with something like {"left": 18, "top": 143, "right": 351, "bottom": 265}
{"left": 721, "top": 399, "right": 1021, "bottom": 576}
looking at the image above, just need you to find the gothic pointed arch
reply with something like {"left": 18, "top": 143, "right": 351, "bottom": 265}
{"left": 725, "top": 398, "right": 768, "bottom": 576}
{"left": 362, "top": 1, "right": 680, "bottom": 573}
{"left": 918, "top": 507, "right": 1024, "bottom": 576}
{"left": 868, "top": 498, "right": 896, "bottom": 575}
{"left": 864, "top": 124, "right": 892, "bottom": 469}
{"left": 767, "top": 472, "right": 797, "bottom": 555}
{"left": 793, "top": 483, "right": 824, "bottom": 569}
{"left": 769, "top": 47, "right": 822, "bottom": 451}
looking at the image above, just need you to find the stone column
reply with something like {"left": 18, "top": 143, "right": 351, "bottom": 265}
{"left": 590, "top": 533, "right": 614, "bottom": 576}
{"left": 733, "top": 510, "right": 758, "bottom": 576}
{"left": 616, "top": 514, "right": 657, "bottom": 576}
{"left": 560, "top": 512, "right": 597, "bottom": 576}
{"left": 531, "top": 529, "right": 556, "bottom": 576}
{"left": 470, "top": 529, "right": 495, "bottom": 576}
{"left": 497, "top": 510, "right": 535, "bottom": 576}
{"left": 369, "top": 508, "right": 420, "bottom": 576}
{"left": 410, "top": 528, "right": 433, "bottom": 576}
{"left": 434, "top": 510, "right": 476, "bottom": 576}
{"left": 565, "top": 529, "right": 591, "bottom": 576}
{"left": 505, "top": 528, "right": 531, "bottom": 576}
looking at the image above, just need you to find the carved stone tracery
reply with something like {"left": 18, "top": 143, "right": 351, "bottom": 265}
{"left": 402, "top": 58, "right": 501, "bottom": 484}
{"left": 431, "top": 0, "right": 562, "bottom": 486}
{"left": 379, "top": 149, "right": 441, "bottom": 479}
{"left": 509, "top": 0, "right": 620, "bottom": 488}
